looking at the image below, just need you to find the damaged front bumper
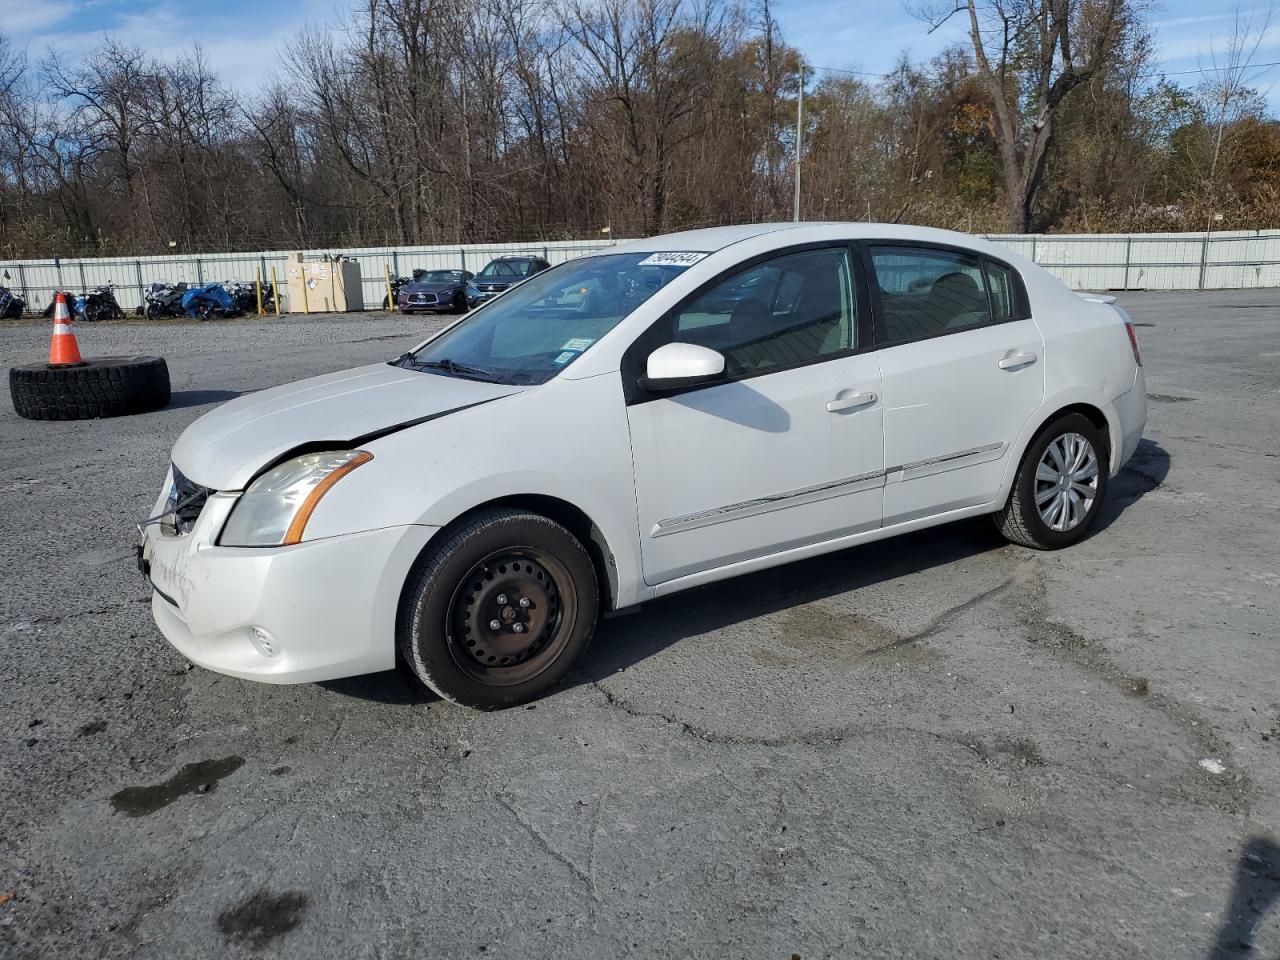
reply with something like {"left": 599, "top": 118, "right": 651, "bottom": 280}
{"left": 138, "top": 487, "right": 438, "bottom": 684}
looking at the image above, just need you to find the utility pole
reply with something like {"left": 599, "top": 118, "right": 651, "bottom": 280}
{"left": 793, "top": 64, "right": 804, "bottom": 222}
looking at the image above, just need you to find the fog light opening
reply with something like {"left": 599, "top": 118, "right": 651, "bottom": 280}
{"left": 249, "top": 627, "right": 280, "bottom": 659}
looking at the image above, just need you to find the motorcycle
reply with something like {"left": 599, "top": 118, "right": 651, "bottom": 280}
{"left": 143, "top": 281, "right": 188, "bottom": 320}
{"left": 76, "top": 284, "right": 125, "bottom": 322}
{"left": 226, "top": 280, "right": 273, "bottom": 315}
{"left": 181, "top": 283, "right": 238, "bottom": 320}
{"left": 0, "top": 285, "right": 26, "bottom": 319}
{"left": 42, "top": 291, "right": 79, "bottom": 318}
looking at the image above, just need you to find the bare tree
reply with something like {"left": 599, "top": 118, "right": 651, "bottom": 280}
{"left": 919, "top": 0, "right": 1127, "bottom": 231}
{"left": 1198, "top": 2, "right": 1276, "bottom": 227}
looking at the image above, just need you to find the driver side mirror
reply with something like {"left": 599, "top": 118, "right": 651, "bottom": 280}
{"left": 639, "top": 342, "right": 726, "bottom": 392}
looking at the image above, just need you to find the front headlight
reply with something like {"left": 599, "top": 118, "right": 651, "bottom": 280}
{"left": 220, "top": 450, "right": 373, "bottom": 547}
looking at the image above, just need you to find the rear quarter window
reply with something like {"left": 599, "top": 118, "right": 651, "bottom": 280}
{"left": 985, "top": 260, "right": 1021, "bottom": 321}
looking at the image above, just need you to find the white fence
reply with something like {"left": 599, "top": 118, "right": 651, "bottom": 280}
{"left": 0, "top": 239, "right": 622, "bottom": 314}
{"left": 2, "top": 230, "right": 1278, "bottom": 313}
{"left": 988, "top": 231, "right": 1280, "bottom": 292}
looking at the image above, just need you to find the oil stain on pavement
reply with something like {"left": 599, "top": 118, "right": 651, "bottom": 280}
{"left": 216, "top": 889, "right": 310, "bottom": 949}
{"left": 110, "top": 756, "right": 245, "bottom": 817}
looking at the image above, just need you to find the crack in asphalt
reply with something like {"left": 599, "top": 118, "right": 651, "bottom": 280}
{"left": 495, "top": 793, "right": 601, "bottom": 901}
{"left": 588, "top": 679, "right": 1055, "bottom": 776}
{"left": 862, "top": 577, "right": 1017, "bottom": 656}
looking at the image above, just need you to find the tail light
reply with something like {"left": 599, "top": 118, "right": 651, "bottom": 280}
{"left": 1124, "top": 320, "right": 1142, "bottom": 367}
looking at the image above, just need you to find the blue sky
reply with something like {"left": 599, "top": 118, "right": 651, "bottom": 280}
{"left": 1, "top": 0, "right": 1277, "bottom": 110}
{"left": 777, "top": 0, "right": 1280, "bottom": 110}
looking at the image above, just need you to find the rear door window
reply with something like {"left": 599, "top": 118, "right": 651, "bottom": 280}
{"left": 869, "top": 246, "right": 993, "bottom": 345}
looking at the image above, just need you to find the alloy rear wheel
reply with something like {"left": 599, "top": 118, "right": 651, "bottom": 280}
{"left": 995, "top": 412, "right": 1109, "bottom": 550}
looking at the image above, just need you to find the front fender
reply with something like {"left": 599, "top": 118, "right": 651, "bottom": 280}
{"left": 297, "top": 374, "right": 646, "bottom": 608}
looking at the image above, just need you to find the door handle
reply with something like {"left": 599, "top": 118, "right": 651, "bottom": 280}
{"left": 827, "top": 391, "right": 877, "bottom": 413}
{"left": 998, "top": 351, "right": 1038, "bottom": 370}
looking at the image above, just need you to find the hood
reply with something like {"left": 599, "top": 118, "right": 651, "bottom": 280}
{"left": 172, "top": 363, "right": 525, "bottom": 489}
{"left": 474, "top": 276, "right": 520, "bottom": 288}
{"left": 403, "top": 279, "right": 463, "bottom": 295}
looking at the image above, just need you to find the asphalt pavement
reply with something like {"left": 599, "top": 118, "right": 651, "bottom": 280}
{"left": 1, "top": 292, "right": 1278, "bottom": 959}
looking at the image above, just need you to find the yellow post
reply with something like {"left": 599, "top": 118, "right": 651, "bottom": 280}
{"left": 300, "top": 266, "right": 310, "bottom": 314}
{"left": 384, "top": 263, "right": 394, "bottom": 312}
{"left": 270, "top": 266, "right": 281, "bottom": 317}
{"left": 255, "top": 267, "right": 264, "bottom": 316}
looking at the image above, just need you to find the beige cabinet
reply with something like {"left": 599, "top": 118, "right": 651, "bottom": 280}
{"left": 285, "top": 254, "right": 364, "bottom": 313}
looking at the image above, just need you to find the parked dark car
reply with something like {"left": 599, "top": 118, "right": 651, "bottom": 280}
{"left": 397, "top": 269, "right": 480, "bottom": 314}
{"left": 471, "top": 256, "right": 551, "bottom": 301}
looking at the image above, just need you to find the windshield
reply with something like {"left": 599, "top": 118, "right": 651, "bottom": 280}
{"left": 478, "top": 259, "right": 532, "bottom": 278}
{"left": 400, "top": 252, "right": 695, "bottom": 385}
{"left": 418, "top": 270, "right": 465, "bottom": 283}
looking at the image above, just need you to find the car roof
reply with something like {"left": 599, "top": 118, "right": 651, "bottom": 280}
{"left": 603, "top": 221, "right": 1009, "bottom": 256}
{"left": 489, "top": 255, "right": 541, "bottom": 262}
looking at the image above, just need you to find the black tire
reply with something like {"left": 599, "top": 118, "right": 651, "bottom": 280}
{"left": 9, "top": 356, "right": 171, "bottom": 421}
{"left": 451, "top": 291, "right": 467, "bottom": 314}
{"left": 398, "top": 508, "right": 599, "bottom": 709}
{"left": 995, "top": 412, "right": 1109, "bottom": 550}
{"left": 145, "top": 302, "right": 160, "bottom": 321}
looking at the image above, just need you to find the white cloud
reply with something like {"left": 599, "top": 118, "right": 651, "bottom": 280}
{"left": 19, "top": 0, "right": 345, "bottom": 94}
{"left": 0, "top": 0, "right": 74, "bottom": 36}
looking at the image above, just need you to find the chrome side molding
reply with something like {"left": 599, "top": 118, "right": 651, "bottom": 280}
{"left": 651, "top": 441, "right": 1007, "bottom": 537}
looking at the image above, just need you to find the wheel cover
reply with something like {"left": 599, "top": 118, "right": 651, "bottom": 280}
{"left": 1035, "top": 431, "right": 1099, "bottom": 532}
{"left": 446, "top": 547, "right": 577, "bottom": 686}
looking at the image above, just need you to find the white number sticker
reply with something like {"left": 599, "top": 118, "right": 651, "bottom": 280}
{"left": 638, "top": 252, "right": 708, "bottom": 267}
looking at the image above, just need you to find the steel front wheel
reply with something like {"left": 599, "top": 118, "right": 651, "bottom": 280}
{"left": 995, "top": 412, "right": 1109, "bottom": 549}
{"left": 398, "top": 508, "right": 599, "bottom": 709}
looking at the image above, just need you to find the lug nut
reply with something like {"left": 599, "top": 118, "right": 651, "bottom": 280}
{"left": 512, "top": 623, "right": 524, "bottom": 633}
{"left": 489, "top": 619, "right": 501, "bottom": 631}
{"left": 518, "top": 597, "right": 531, "bottom": 609}
{"left": 496, "top": 594, "right": 508, "bottom": 605}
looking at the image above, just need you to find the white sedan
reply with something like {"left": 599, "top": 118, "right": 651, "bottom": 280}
{"left": 138, "top": 223, "right": 1146, "bottom": 708}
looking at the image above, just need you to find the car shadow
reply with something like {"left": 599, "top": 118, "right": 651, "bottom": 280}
{"left": 573, "top": 515, "right": 1011, "bottom": 689}
{"left": 318, "top": 666, "right": 439, "bottom": 706}
{"left": 1207, "top": 835, "right": 1280, "bottom": 958}
{"left": 1093, "top": 437, "right": 1169, "bottom": 533}
{"left": 672, "top": 380, "right": 791, "bottom": 432}
{"left": 166, "top": 389, "right": 244, "bottom": 410}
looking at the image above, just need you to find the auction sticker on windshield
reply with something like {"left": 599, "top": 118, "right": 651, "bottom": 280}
{"left": 638, "top": 252, "right": 707, "bottom": 267}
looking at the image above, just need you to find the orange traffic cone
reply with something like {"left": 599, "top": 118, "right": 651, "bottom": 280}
{"left": 49, "top": 292, "right": 84, "bottom": 366}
